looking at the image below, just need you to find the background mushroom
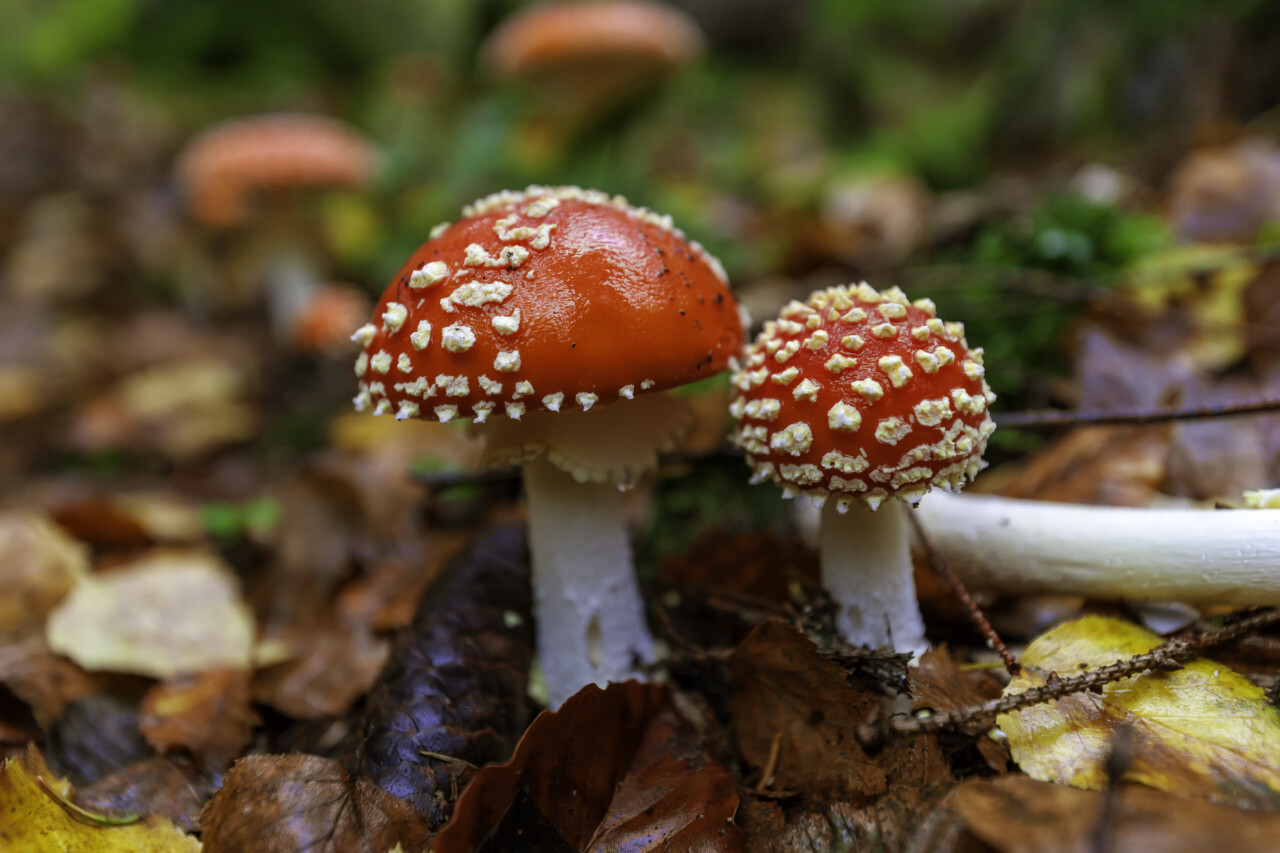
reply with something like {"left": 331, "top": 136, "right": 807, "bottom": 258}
{"left": 729, "top": 282, "right": 995, "bottom": 654}
{"left": 174, "top": 113, "right": 377, "bottom": 335}
{"left": 481, "top": 0, "right": 705, "bottom": 121}
{"left": 352, "top": 185, "right": 744, "bottom": 706}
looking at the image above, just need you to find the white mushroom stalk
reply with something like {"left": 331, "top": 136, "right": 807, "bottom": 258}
{"left": 916, "top": 491, "right": 1280, "bottom": 606}
{"left": 522, "top": 458, "right": 654, "bottom": 706}
{"left": 728, "top": 283, "right": 995, "bottom": 657}
{"left": 821, "top": 500, "right": 927, "bottom": 654}
{"left": 352, "top": 187, "right": 745, "bottom": 707}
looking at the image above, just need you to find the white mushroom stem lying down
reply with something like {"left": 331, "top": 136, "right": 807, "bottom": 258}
{"left": 522, "top": 457, "right": 655, "bottom": 708}
{"left": 821, "top": 500, "right": 928, "bottom": 655}
{"left": 914, "top": 491, "right": 1280, "bottom": 606}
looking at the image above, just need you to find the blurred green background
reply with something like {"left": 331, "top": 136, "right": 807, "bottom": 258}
{"left": 2, "top": 0, "right": 1279, "bottom": 420}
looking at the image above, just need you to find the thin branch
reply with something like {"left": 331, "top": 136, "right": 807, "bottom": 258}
{"left": 996, "top": 397, "right": 1280, "bottom": 430}
{"left": 906, "top": 509, "right": 1020, "bottom": 676}
{"left": 890, "top": 607, "right": 1280, "bottom": 737}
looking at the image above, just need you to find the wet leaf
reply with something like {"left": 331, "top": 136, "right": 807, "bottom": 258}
{"left": 360, "top": 526, "right": 534, "bottom": 827}
{"left": 199, "top": 753, "right": 431, "bottom": 853}
{"left": 955, "top": 774, "right": 1280, "bottom": 853}
{"left": 435, "top": 681, "right": 742, "bottom": 853}
{"left": 45, "top": 694, "right": 152, "bottom": 788}
{"left": 728, "top": 620, "right": 885, "bottom": 799}
{"left": 77, "top": 756, "right": 217, "bottom": 833}
{"left": 0, "top": 745, "right": 200, "bottom": 852}
{"left": 998, "top": 615, "right": 1280, "bottom": 808}
{"left": 46, "top": 550, "right": 255, "bottom": 679}
{"left": 140, "top": 668, "right": 257, "bottom": 769}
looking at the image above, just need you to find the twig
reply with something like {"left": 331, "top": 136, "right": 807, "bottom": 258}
{"left": 890, "top": 607, "right": 1280, "bottom": 737}
{"left": 996, "top": 397, "right": 1280, "bottom": 430}
{"left": 755, "top": 732, "right": 784, "bottom": 793}
{"left": 34, "top": 776, "right": 141, "bottom": 827}
{"left": 906, "top": 510, "right": 1020, "bottom": 676}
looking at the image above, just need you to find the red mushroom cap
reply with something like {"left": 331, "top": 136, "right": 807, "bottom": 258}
{"left": 730, "top": 283, "right": 995, "bottom": 511}
{"left": 176, "top": 114, "right": 376, "bottom": 227}
{"left": 352, "top": 186, "right": 742, "bottom": 425}
{"left": 481, "top": 0, "right": 705, "bottom": 79}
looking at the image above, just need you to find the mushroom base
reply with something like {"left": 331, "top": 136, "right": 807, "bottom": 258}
{"left": 821, "top": 499, "right": 928, "bottom": 655}
{"left": 523, "top": 456, "right": 656, "bottom": 708}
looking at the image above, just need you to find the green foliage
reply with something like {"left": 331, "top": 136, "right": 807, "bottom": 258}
{"left": 200, "top": 497, "right": 281, "bottom": 539}
{"left": 635, "top": 454, "right": 791, "bottom": 577}
{"left": 935, "top": 194, "right": 1168, "bottom": 403}
{"left": 0, "top": 0, "right": 138, "bottom": 82}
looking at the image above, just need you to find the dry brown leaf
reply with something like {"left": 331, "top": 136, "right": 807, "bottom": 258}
{"left": 955, "top": 775, "right": 1280, "bottom": 853}
{"left": 139, "top": 668, "right": 257, "bottom": 768}
{"left": 199, "top": 753, "right": 431, "bottom": 853}
{"left": 77, "top": 756, "right": 216, "bottom": 833}
{"left": 729, "top": 620, "right": 885, "bottom": 799}
{"left": 435, "top": 681, "right": 742, "bottom": 853}
{"left": 0, "top": 511, "right": 88, "bottom": 639}
{"left": 0, "top": 634, "right": 103, "bottom": 727}
{"left": 252, "top": 620, "right": 389, "bottom": 719}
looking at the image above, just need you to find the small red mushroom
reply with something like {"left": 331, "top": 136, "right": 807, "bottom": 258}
{"left": 729, "top": 282, "right": 995, "bottom": 653}
{"left": 353, "top": 185, "right": 743, "bottom": 705}
{"left": 176, "top": 114, "right": 376, "bottom": 228}
{"left": 481, "top": 0, "right": 705, "bottom": 120}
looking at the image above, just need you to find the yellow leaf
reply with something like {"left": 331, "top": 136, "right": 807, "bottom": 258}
{"left": 0, "top": 746, "right": 200, "bottom": 852}
{"left": 997, "top": 615, "right": 1280, "bottom": 808}
{"left": 46, "top": 551, "right": 255, "bottom": 679}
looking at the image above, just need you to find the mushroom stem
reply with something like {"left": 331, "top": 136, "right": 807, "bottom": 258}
{"left": 820, "top": 500, "right": 928, "bottom": 655}
{"left": 915, "top": 492, "right": 1280, "bottom": 605}
{"left": 522, "top": 456, "right": 655, "bottom": 707}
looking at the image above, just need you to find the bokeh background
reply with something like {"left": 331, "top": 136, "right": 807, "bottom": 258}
{"left": 2, "top": 0, "right": 1280, "bottom": 504}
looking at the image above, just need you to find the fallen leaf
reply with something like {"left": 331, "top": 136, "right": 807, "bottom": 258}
{"left": 46, "top": 550, "right": 255, "bottom": 679}
{"left": 199, "top": 753, "right": 431, "bottom": 853}
{"left": 0, "top": 745, "right": 200, "bottom": 852}
{"left": 0, "top": 633, "right": 103, "bottom": 727}
{"left": 997, "top": 615, "right": 1280, "bottom": 808}
{"left": 909, "top": 646, "right": 1009, "bottom": 772}
{"left": 251, "top": 620, "right": 388, "bottom": 719}
{"left": 954, "top": 774, "right": 1280, "bottom": 853}
{"left": 77, "top": 756, "right": 216, "bottom": 832}
{"left": 728, "top": 620, "right": 885, "bottom": 799}
{"left": 435, "top": 681, "right": 742, "bottom": 853}
{"left": 140, "top": 668, "right": 257, "bottom": 769}
{"left": 0, "top": 511, "right": 88, "bottom": 639}
{"left": 45, "top": 694, "right": 152, "bottom": 787}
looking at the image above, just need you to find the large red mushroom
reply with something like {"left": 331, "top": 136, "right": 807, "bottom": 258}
{"left": 729, "top": 283, "right": 995, "bottom": 654}
{"left": 353, "top": 186, "right": 743, "bottom": 705}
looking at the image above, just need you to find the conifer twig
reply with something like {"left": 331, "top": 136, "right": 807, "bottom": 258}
{"left": 890, "top": 608, "right": 1280, "bottom": 737}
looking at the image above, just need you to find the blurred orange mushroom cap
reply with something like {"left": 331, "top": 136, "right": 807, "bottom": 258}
{"left": 482, "top": 0, "right": 705, "bottom": 78}
{"left": 176, "top": 114, "right": 376, "bottom": 228}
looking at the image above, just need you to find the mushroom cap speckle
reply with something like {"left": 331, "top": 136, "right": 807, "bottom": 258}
{"left": 730, "top": 283, "right": 995, "bottom": 511}
{"left": 353, "top": 185, "right": 743, "bottom": 425}
{"left": 176, "top": 114, "right": 376, "bottom": 227}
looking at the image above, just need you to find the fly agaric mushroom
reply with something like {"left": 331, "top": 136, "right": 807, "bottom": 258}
{"left": 175, "top": 114, "right": 377, "bottom": 320}
{"left": 176, "top": 113, "right": 376, "bottom": 229}
{"left": 352, "top": 186, "right": 743, "bottom": 706}
{"left": 729, "top": 283, "right": 995, "bottom": 654}
{"left": 481, "top": 0, "right": 705, "bottom": 117}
